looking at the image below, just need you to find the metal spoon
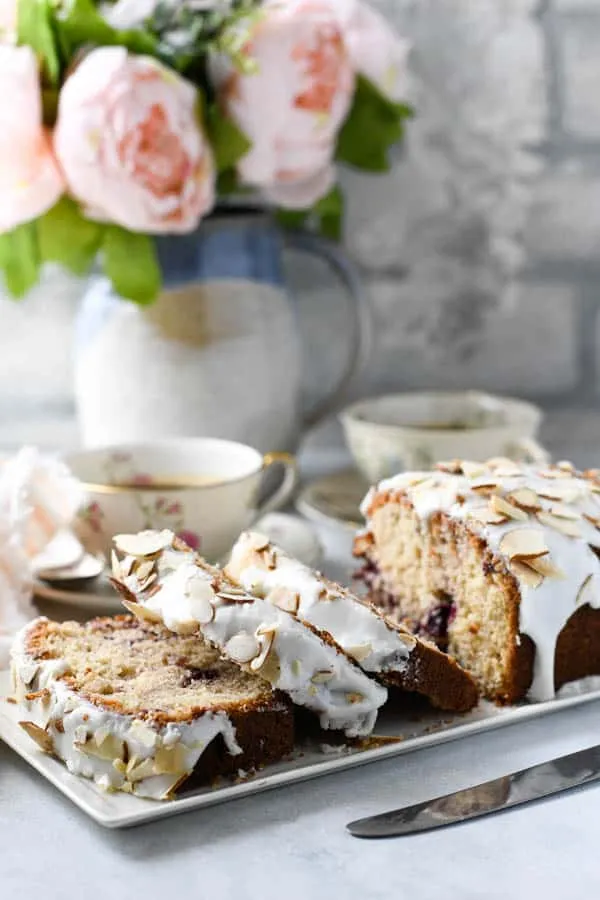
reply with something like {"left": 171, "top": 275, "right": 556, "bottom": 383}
{"left": 36, "top": 552, "right": 106, "bottom": 590}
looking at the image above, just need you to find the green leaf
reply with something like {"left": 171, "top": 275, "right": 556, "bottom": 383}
{"left": 206, "top": 105, "right": 251, "bottom": 174}
{"left": 18, "top": 0, "right": 60, "bottom": 84}
{"left": 313, "top": 185, "right": 344, "bottom": 241}
{"left": 102, "top": 227, "right": 161, "bottom": 305}
{"left": 54, "top": 0, "right": 158, "bottom": 56}
{"left": 38, "top": 197, "right": 103, "bottom": 275}
{"left": 0, "top": 224, "right": 40, "bottom": 298}
{"left": 336, "top": 75, "right": 413, "bottom": 173}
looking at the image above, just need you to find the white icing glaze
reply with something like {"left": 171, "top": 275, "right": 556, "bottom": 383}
{"left": 226, "top": 533, "right": 415, "bottom": 677}
{"left": 10, "top": 619, "right": 243, "bottom": 801}
{"left": 363, "top": 463, "right": 600, "bottom": 701}
{"left": 118, "top": 536, "right": 387, "bottom": 737}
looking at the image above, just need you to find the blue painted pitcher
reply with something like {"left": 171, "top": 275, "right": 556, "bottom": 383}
{"left": 75, "top": 208, "right": 372, "bottom": 451}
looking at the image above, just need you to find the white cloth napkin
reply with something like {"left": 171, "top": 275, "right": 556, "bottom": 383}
{"left": 0, "top": 447, "right": 81, "bottom": 667}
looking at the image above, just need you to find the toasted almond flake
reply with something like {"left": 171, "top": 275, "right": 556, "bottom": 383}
{"left": 490, "top": 494, "right": 529, "bottom": 522}
{"left": 404, "top": 473, "right": 432, "bottom": 487}
{"left": 225, "top": 632, "right": 261, "bottom": 665}
{"left": 461, "top": 461, "right": 488, "bottom": 479}
{"left": 268, "top": 586, "right": 300, "bottom": 614}
{"left": 262, "top": 547, "right": 277, "bottom": 570}
{"left": 113, "top": 530, "right": 173, "bottom": 559}
{"left": 126, "top": 756, "right": 157, "bottom": 783}
{"left": 584, "top": 513, "right": 600, "bottom": 529}
{"left": 509, "top": 560, "right": 544, "bottom": 589}
{"left": 245, "top": 532, "right": 271, "bottom": 553}
{"left": 250, "top": 627, "right": 277, "bottom": 673}
{"left": 24, "top": 688, "right": 51, "bottom": 704}
{"left": 346, "top": 692, "right": 364, "bottom": 705}
{"left": 154, "top": 745, "right": 188, "bottom": 775}
{"left": 19, "top": 721, "right": 53, "bottom": 752}
{"left": 526, "top": 555, "right": 565, "bottom": 580}
{"left": 506, "top": 488, "right": 542, "bottom": 512}
{"left": 129, "top": 720, "right": 158, "bottom": 749}
{"left": 576, "top": 574, "right": 594, "bottom": 606}
{"left": 468, "top": 508, "right": 508, "bottom": 526}
{"left": 537, "top": 511, "right": 581, "bottom": 538}
{"left": 311, "top": 669, "right": 335, "bottom": 684}
{"left": 81, "top": 734, "right": 126, "bottom": 761}
{"left": 122, "top": 598, "right": 163, "bottom": 625}
{"left": 135, "top": 559, "right": 156, "bottom": 582}
{"left": 111, "top": 549, "right": 122, "bottom": 580}
{"left": 548, "top": 502, "right": 580, "bottom": 520}
{"left": 109, "top": 577, "right": 139, "bottom": 605}
{"left": 113, "top": 759, "right": 127, "bottom": 775}
{"left": 499, "top": 529, "right": 549, "bottom": 561}
{"left": 537, "top": 483, "right": 582, "bottom": 503}
{"left": 347, "top": 643, "right": 373, "bottom": 663}
{"left": 137, "top": 572, "right": 158, "bottom": 593}
{"left": 18, "top": 662, "right": 39, "bottom": 686}
{"left": 412, "top": 477, "right": 439, "bottom": 493}
{"left": 539, "top": 468, "right": 573, "bottom": 480}
{"left": 471, "top": 481, "right": 500, "bottom": 496}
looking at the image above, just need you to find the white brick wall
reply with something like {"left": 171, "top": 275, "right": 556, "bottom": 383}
{"left": 2, "top": 0, "right": 600, "bottom": 447}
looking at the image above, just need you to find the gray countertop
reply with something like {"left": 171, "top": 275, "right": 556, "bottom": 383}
{"left": 3, "top": 407, "right": 600, "bottom": 899}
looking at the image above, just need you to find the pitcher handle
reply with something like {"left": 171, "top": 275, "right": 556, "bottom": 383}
{"left": 284, "top": 231, "right": 373, "bottom": 429}
{"left": 512, "top": 437, "right": 550, "bottom": 465}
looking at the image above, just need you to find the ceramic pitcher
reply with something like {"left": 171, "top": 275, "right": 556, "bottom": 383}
{"left": 75, "top": 209, "right": 371, "bottom": 452}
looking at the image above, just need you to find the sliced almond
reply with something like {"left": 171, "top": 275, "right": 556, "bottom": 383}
{"left": 122, "top": 598, "right": 163, "bottom": 625}
{"left": 128, "top": 720, "right": 158, "bottom": 749}
{"left": 461, "top": 461, "right": 488, "bottom": 479}
{"left": 126, "top": 756, "right": 157, "bottom": 783}
{"left": 499, "top": 528, "right": 549, "bottom": 561}
{"left": 19, "top": 721, "right": 53, "bottom": 753}
{"left": 506, "top": 488, "right": 542, "bottom": 512}
{"left": 468, "top": 508, "right": 508, "bottom": 526}
{"left": 548, "top": 503, "right": 580, "bottom": 521}
{"left": 311, "top": 669, "right": 335, "bottom": 684}
{"left": 109, "top": 577, "right": 138, "bottom": 605}
{"left": 250, "top": 627, "right": 278, "bottom": 674}
{"left": 584, "top": 513, "right": 600, "bottom": 529}
{"left": 268, "top": 586, "right": 300, "bottom": 614}
{"left": 576, "top": 574, "right": 594, "bottom": 607}
{"left": 113, "top": 530, "right": 173, "bottom": 559}
{"left": 490, "top": 494, "right": 529, "bottom": 522}
{"left": 471, "top": 480, "right": 500, "bottom": 496}
{"left": 80, "top": 733, "right": 126, "bottom": 761}
{"left": 557, "top": 460, "right": 576, "bottom": 473}
{"left": 137, "top": 572, "right": 158, "bottom": 594}
{"left": 537, "top": 511, "right": 581, "bottom": 538}
{"left": 154, "top": 744, "right": 189, "bottom": 776}
{"left": 185, "top": 574, "right": 216, "bottom": 625}
{"left": 245, "top": 532, "right": 271, "bottom": 553}
{"left": 225, "top": 632, "right": 261, "bottom": 665}
{"left": 347, "top": 643, "right": 373, "bottom": 663}
{"left": 412, "top": 477, "right": 439, "bottom": 493}
{"left": 134, "top": 559, "right": 156, "bottom": 583}
{"left": 111, "top": 549, "right": 122, "bottom": 580}
{"left": 526, "top": 555, "right": 565, "bottom": 580}
{"left": 508, "top": 560, "right": 544, "bottom": 589}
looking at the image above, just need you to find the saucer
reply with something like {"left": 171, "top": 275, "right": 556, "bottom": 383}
{"left": 296, "top": 469, "right": 369, "bottom": 531}
{"left": 32, "top": 514, "right": 323, "bottom": 612}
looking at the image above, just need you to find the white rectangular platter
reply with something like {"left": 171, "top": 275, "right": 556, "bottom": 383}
{"left": 3, "top": 670, "right": 600, "bottom": 829}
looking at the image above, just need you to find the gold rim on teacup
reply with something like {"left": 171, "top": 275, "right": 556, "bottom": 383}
{"left": 78, "top": 451, "right": 295, "bottom": 494}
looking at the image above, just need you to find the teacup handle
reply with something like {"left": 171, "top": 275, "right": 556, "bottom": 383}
{"left": 254, "top": 452, "right": 299, "bottom": 517}
{"left": 512, "top": 437, "right": 550, "bottom": 465}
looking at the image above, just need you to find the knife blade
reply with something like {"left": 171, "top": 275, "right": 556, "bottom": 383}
{"left": 347, "top": 743, "right": 600, "bottom": 838}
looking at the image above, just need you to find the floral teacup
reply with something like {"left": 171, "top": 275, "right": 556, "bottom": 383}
{"left": 340, "top": 391, "right": 548, "bottom": 484}
{"left": 65, "top": 438, "right": 297, "bottom": 562}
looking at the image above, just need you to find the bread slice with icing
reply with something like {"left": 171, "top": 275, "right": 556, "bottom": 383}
{"left": 11, "top": 615, "right": 294, "bottom": 800}
{"left": 111, "top": 531, "right": 387, "bottom": 737}
{"left": 354, "top": 457, "right": 600, "bottom": 704}
{"left": 226, "top": 532, "right": 478, "bottom": 713}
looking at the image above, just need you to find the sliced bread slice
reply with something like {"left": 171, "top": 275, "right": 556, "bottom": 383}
{"left": 11, "top": 615, "right": 294, "bottom": 800}
{"left": 226, "top": 532, "right": 478, "bottom": 713}
{"left": 110, "top": 530, "right": 388, "bottom": 737}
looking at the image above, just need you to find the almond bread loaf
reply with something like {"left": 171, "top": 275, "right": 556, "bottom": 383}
{"left": 12, "top": 615, "right": 294, "bottom": 800}
{"left": 354, "top": 458, "right": 600, "bottom": 704}
{"left": 226, "top": 532, "right": 478, "bottom": 712}
{"left": 111, "top": 530, "right": 388, "bottom": 737}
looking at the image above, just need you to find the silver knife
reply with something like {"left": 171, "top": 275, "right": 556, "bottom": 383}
{"left": 347, "top": 743, "right": 600, "bottom": 838}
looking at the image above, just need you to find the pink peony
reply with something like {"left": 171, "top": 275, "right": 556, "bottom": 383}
{"left": 54, "top": 47, "right": 215, "bottom": 234}
{"left": 214, "top": 0, "right": 355, "bottom": 209}
{"left": 0, "top": 46, "right": 64, "bottom": 232}
{"left": 338, "top": 0, "right": 410, "bottom": 102}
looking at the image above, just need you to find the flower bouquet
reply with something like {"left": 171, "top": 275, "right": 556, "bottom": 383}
{"left": 0, "top": 0, "right": 412, "bottom": 303}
